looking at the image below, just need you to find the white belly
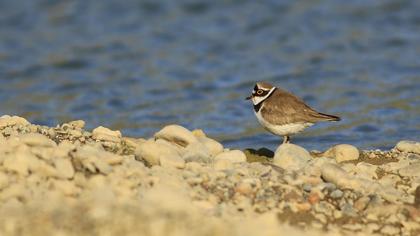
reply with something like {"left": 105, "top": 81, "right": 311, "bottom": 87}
{"left": 255, "top": 111, "right": 313, "bottom": 136}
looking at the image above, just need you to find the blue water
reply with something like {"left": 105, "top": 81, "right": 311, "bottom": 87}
{"left": 0, "top": 0, "right": 419, "bottom": 151}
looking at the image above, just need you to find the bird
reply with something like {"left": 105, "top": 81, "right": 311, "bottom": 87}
{"left": 246, "top": 81, "right": 340, "bottom": 144}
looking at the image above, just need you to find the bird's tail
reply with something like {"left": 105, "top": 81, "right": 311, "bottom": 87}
{"left": 315, "top": 112, "right": 341, "bottom": 122}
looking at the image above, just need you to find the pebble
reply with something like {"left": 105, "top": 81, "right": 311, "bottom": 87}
{"left": 380, "top": 225, "right": 400, "bottom": 235}
{"left": 159, "top": 155, "right": 185, "bottom": 169}
{"left": 321, "top": 163, "right": 382, "bottom": 195}
{"left": 273, "top": 143, "right": 311, "bottom": 171}
{"left": 330, "top": 189, "right": 343, "bottom": 199}
{"left": 53, "top": 158, "right": 75, "bottom": 179}
{"left": 214, "top": 150, "right": 246, "bottom": 163}
{"left": 213, "top": 159, "right": 234, "bottom": 171}
{"left": 0, "top": 185, "right": 28, "bottom": 202}
{"left": 340, "top": 203, "right": 357, "bottom": 217}
{"left": 135, "top": 140, "right": 181, "bottom": 166}
{"left": 182, "top": 142, "right": 211, "bottom": 163}
{"left": 235, "top": 181, "right": 254, "bottom": 196}
{"left": 0, "top": 172, "right": 9, "bottom": 190}
{"left": 53, "top": 180, "right": 79, "bottom": 196}
{"left": 3, "top": 153, "right": 30, "bottom": 176}
{"left": 323, "top": 144, "right": 359, "bottom": 163}
{"left": 320, "top": 163, "right": 348, "bottom": 186}
{"left": 396, "top": 140, "right": 420, "bottom": 154}
{"left": 92, "top": 126, "right": 122, "bottom": 143}
{"left": 154, "top": 124, "right": 198, "bottom": 147}
{"left": 0, "top": 115, "right": 29, "bottom": 128}
{"left": 354, "top": 196, "right": 370, "bottom": 211}
{"left": 68, "top": 120, "right": 85, "bottom": 129}
{"left": 302, "top": 183, "right": 312, "bottom": 192}
{"left": 398, "top": 161, "right": 420, "bottom": 177}
{"left": 354, "top": 162, "right": 378, "bottom": 179}
{"left": 74, "top": 146, "right": 112, "bottom": 174}
{"left": 197, "top": 136, "right": 224, "bottom": 157}
{"left": 308, "top": 192, "right": 321, "bottom": 204}
{"left": 19, "top": 133, "right": 56, "bottom": 147}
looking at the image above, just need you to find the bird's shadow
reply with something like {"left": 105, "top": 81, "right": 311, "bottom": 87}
{"left": 243, "top": 147, "right": 274, "bottom": 163}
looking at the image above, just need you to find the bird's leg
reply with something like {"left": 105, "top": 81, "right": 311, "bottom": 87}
{"left": 282, "top": 136, "right": 290, "bottom": 144}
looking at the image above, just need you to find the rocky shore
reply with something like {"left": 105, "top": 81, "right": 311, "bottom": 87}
{"left": 0, "top": 115, "right": 419, "bottom": 236}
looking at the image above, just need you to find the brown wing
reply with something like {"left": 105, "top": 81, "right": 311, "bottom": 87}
{"left": 261, "top": 88, "right": 339, "bottom": 125}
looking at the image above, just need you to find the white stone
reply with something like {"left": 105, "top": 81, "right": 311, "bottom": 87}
{"left": 330, "top": 189, "right": 343, "bottom": 199}
{"left": 197, "top": 136, "right": 224, "bottom": 157}
{"left": 182, "top": 142, "right": 211, "bottom": 163}
{"left": 378, "top": 186, "right": 405, "bottom": 203}
{"left": 323, "top": 144, "right": 359, "bottom": 163}
{"left": 0, "top": 172, "right": 9, "bottom": 190}
{"left": 0, "top": 185, "right": 28, "bottom": 202}
{"left": 68, "top": 120, "right": 85, "bottom": 129}
{"left": 0, "top": 115, "right": 29, "bottom": 128}
{"left": 154, "top": 124, "right": 198, "bottom": 147}
{"left": 18, "top": 133, "right": 56, "bottom": 147}
{"left": 321, "top": 163, "right": 405, "bottom": 203}
{"left": 396, "top": 140, "right": 420, "bottom": 154}
{"left": 379, "top": 174, "right": 401, "bottom": 188}
{"left": 382, "top": 159, "right": 411, "bottom": 173}
{"left": 354, "top": 162, "right": 378, "bottom": 179}
{"left": 54, "top": 158, "right": 75, "bottom": 179}
{"left": 273, "top": 143, "right": 311, "bottom": 171}
{"left": 191, "top": 129, "right": 206, "bottom": 137}
{"left": 380, "top": 225, "right": 400, "bottom": 235}
{"left": 214, "top": 150, "right": 246, "bottom": 163}
{"left": 92, "top": 126, "right": 122, "bottom": 142}
{"left": 135, "top": 140, "right": 181, "bottom": 166}
{"left": 3, "top": 153, "right": 30, "bottom": 176}
{"left": 160, "top": 155, "right": 185, "bottom": 169}
{"left": 31, "top": 159, "right": 58, "bottom": 177}
{"left": 53, "top": 141, "right": 76, "bottom": 159}
{"left": 191, "top": 129, "right": 223, "bottom": 157}
{"left": 52, "top": 180, "right": 80, "bottom": 196}
{"left": 321, "top": 163, "right": 371, "bottom": 193}
{"left": 213, "top": 159, "right": 234, "bottom": 170}
{"left": 101, "top": 153, "right": 124, "bottom": 165}
{"left": 74, "top": 145, "right": 112, "bottom": 174}
{"left": 398, "top": 162, "right": 420, "bottom": 177}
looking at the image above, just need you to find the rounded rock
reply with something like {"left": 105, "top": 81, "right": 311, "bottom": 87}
{"left": 182, "top": 142, "right": 211, "bottom": 163}
{"left": 160, "top": 155, "right": 185, "bottom": 169}
{"left": 54, "top": 158, "right": 75, "bottom": 179}
{"left": 0, "top": 172, "right": 9, "bottom": 190}
{"left": 19, "top": 133, "right": 56, "bottom": 147}
{"left": 0, "top": 115, "right": 30, "bottom": 129}
{"left": 398, "top": 162, "right": 420, "bottom": 177}
{"left": 273, "top": 143, "right": 311, "bottom": 171}
{"left": 396, "top": 140, "right": 420, "bottom": 154}
{"left": 214, "top": 150, "right": 246, "bottom": 163}
{"left": 197, "top": 136, "right": 224, "bottom": 157}
{"left": 135, "top": 140, "right": 181, "bottom": 166}
{"left": 92, "top": 126, "right": 122, "bottom": 142}
{"left": 330, "top": 189, "right": 343, "bottom": 199}
{"left": 154, "top": 124, "right": 198, "bottom": 147}
{"left": 213, "top": 159, "right": 234, "bottom": 170}
{"left": 324, "top": 144, "right": 359, "bottom": 163}
{"left": 68, "top": 120, "right": 85, "bottom": 129}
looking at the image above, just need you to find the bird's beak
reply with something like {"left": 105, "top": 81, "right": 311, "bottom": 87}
{"left": 246, "top": 95, "right": 252, "bottom": 100}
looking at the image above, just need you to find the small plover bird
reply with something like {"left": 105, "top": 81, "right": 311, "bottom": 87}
{"left": 246, "top": 82, "right": 340, "bottom": 144}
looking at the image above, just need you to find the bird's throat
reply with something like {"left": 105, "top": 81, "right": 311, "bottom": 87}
{"left": 253, "top": 102, "right": 262, "bottom": 112}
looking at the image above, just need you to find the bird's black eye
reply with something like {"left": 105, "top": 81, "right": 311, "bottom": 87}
{"left": 257, "top": 89, "right": 264, "bottom": 95}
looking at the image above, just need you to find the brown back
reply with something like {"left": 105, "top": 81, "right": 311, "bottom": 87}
{"left": 261, "top": 88, "right": 339, "bottom": 125}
